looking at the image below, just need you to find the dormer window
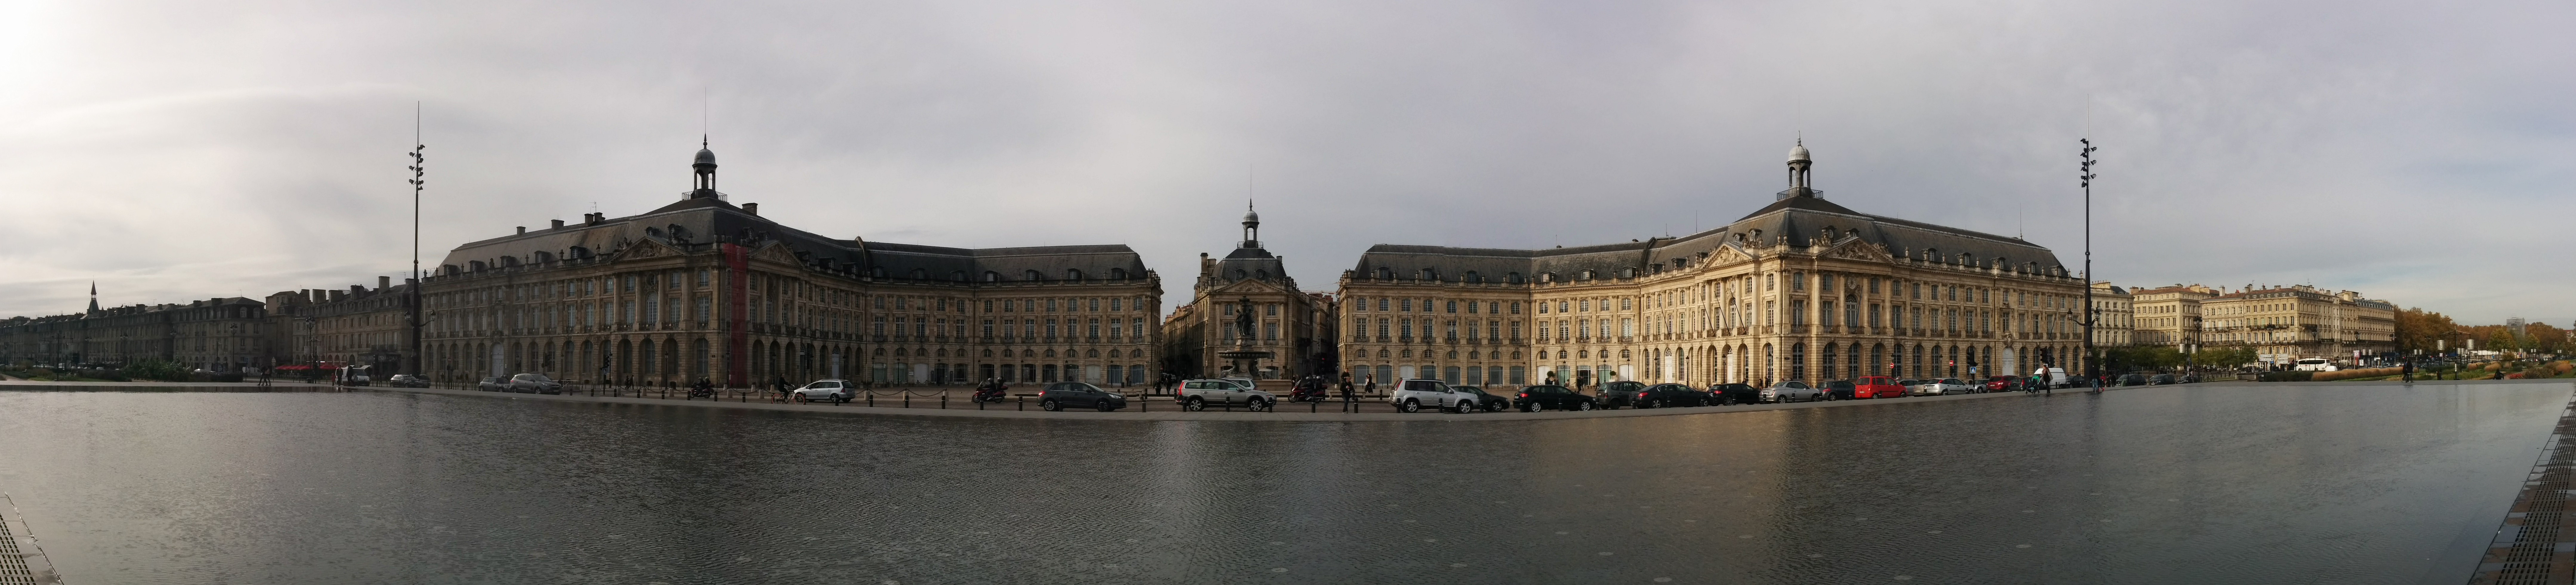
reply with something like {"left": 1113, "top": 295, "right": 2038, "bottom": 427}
{"left": 984, "top": 271, "right": 1001, "bottom": 282}
{"left": 1067, "top": 269, "right": 1084, "bottom": 281}
{"left": 1025, "top": 270, "right": 1044, "bottom": 281}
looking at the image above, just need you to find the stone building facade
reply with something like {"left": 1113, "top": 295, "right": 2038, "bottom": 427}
{"left": 264, "top": 276, "right": 419, "bottom": 374}
{"left": 2089, "top": 281, "right": 2133, "bottom": 347}
{"left": 2200, "top": 284, "right": 2396, "bottom": 362}
{"left": 0, "top": 286, "right": 271, "bottom": 371}
{"left": 1159, "top": 205, "right": 1337, "bottom": 380}
{"left": 413, "top": 141, "right": 1161, "bottom": 388}
{"left": 2129, "top": 284, "right": 2217, "bottom": 348}
{"left": 1336, "top": 142, "right": 2095, "bottom": 389}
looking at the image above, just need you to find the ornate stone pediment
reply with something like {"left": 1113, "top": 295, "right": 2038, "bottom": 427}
{"left": 1820, "top": 238, "right": 1896, "bottom": 263}
{"left": 751, "top": 241, "right": 801, "bottom": 265}
{"left": 611, "top": 237, "right": 678, "bottom": 261}
{"left": 1707, "top": 242, "right": 1757, "bottom": 266}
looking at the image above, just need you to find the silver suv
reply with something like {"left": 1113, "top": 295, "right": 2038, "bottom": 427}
{"left": 1176, "top": 379, "right": 1275, "bottom": 411}
{"left": 1387, "top": 378, "right": 1479, "bottom": 413}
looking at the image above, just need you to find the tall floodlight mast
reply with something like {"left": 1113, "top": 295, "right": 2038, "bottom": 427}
{"left": 2079, "top": 138, "right": 2099, "bottom": 381}
{"left": 405, "top": 104, "right": 426, "bottom": 376}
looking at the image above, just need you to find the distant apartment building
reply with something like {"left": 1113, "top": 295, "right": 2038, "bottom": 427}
{"left": 2089, "top": 281, "right": 2133, "bottom": 347}
{"left": 0, "top": 285, "right": 271, "bottom": 372}
{"left": 2129, "top": 284, "right": 2217, "bottom": 348}
{"left": 2200, "top": 284, "right": 2396, "bottom": 362}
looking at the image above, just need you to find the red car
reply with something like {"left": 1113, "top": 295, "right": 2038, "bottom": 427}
{"left": 1984, "top": 375, "right": 2023, "bottom": 392}
{"left": 1854, "top": 376, "right": 1907, "bottom": 399}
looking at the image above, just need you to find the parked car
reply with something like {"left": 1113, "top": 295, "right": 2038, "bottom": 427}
{"left": 790, "top": 379, "right": 853, "bottom": 403}
{"left": 507, "top": 373, "right": 562, "bottom": 394}
{"left": 1709, "top": 383, "right": 1761, "bottom": 405}
{"left": 1451, "top": 385, "right": 1512, "bottom": 412}
{"left": 1388, "top": 378, "right": 1480, "bottom": 413}
{"left": 1854, "top": 376, "right": 1907, "bottom": 399}
{"left": 1176, "top": 378, "right": 1275, "bottom": 411}
{"left": 1761, "top": 381, "right": 1822, "bottom": 403}
{"left": 2180, "top": 373, "right": 2201, "bottom": 384}
{"left": 1625, "top": 383, "right": 1716, "bottom": 408}
{"left": 1595, "top": 381, "right": 1650, "bottom": 409}
{"left": 1910, "top": 378, "right": 1967, "bottom": 396}
{"left": 384, "top": 374, "right": 430, "bottom": 388}
{"left": 2151, "top": 373, "right": 2177, "bottom": 385}
{"left": 1037, "top": 381, "right": 1127, "bottom": 412}
{"left": 1512, "top": 384, "right": 1596, "bottom": 412}
{"left": 1980, "top": 375, "right": 2018, "bottom": 392}
{"left": 1820, "top": 380, "right": 1858, "bottom": 400}
{"left": 477, "top": 376, "right": 508, "bottom": 392}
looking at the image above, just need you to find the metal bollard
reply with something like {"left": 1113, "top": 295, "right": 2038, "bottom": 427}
{"left": 1017, "top": 395, "right": 1024, "bottom": 411}
{"left": 941, "top": 395, "right": 948, "bottom": 410}
{"left": 904, "top": 394, "right": 910, "bottom": 408}
{"left": 1311, "top": 400, "right": 1318, "bottom": 413}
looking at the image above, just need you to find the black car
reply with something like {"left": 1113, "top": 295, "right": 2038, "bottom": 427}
{"left": 1709, "top": 383, "right": 1760, "bottom": 405}
{"left": 1624, "top": 383, "right": 1716, "bottom": 408}
{"left": 1821, "top": 380, "right": 1858, "bottom": 400}
{"left": 1596, "top": 381, "right": 1649, "bottom": 409}
{"left": 1452, "top": 386, "right": 1512, "bottom": 412}
{"left": 2119, "top": 373, "right": 2149, "bottom": 387}
{"left": 1036, "top": 382, "right": 1128, "bottom": 412}
{"left": 2150, "top": 373, "right": 2176, "bottom": 385}
{"left": 1512, "top": 385, "right": 1596, "bottom": 412}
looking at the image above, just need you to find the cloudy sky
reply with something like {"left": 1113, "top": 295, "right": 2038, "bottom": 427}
{"left": 2, "top": 0, "right": 2568, "bottom": 324}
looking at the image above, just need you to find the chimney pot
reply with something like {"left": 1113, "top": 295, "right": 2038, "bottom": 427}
{"left": 379, "top": 276, "right": 392, "bottom": 290}
{"left": 552, "top": 219, "right": 566, "bottom": 229}
{"left": 516, "top": 226, "right": 526, "bottom": 235}
{"left": 743, "top": 203, "right": 758, "bottom": 216}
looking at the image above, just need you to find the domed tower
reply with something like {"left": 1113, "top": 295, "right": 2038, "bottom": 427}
{"left": 690, "top": 135, "right": 719, "bottom": 197}
{"left": 1240, "top": 200, "right": 1261, "bottom": 249}
{"left": 1780, "top": 139, "right": 1815, "bottom": 200}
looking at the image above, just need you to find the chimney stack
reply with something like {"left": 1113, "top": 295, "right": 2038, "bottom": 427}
{"left": 379, "top": 275, "right": 392, "bottom": 290}
{"left": 551, "top": 219, "right": 566, "bottom": 229}
{"left": 516, "top": 226, "right": 527, "bottom": 235}
{"left": 743, "top": 203, "right": 758, "bottom": 216}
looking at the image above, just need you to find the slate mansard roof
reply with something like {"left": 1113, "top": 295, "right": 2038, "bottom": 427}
{"left": 1352, "top": 192, "right": 2067, "bottom": 283}
{"left": 437, "top": 193, "right": 1146, "bottom": 283}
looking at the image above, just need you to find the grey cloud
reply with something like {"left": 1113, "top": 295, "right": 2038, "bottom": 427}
{"left": 1, "top": 0, "right": 2568, "bottom": 324}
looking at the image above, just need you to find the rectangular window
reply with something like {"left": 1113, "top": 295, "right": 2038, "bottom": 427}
{"left": 1377, "top": 318, "right": 1390, "bottom": 338}
{"left": 1088, "top": 319, "right": 1101, "bottom": 338}
{"left": 1445, "top": 301, "right": 1457, "bottom": 313}
{"left": 1619, "top": 318, "right": 1633, "bottom": 337}
{"left": 1869, "top": 304, "right": 1881, "bottom": 327}
{"left": 644, "top": 298, "right": 659, "bottom": 324}
{"left": 1467, "top": 302, "right": 1479, "bottom": 314}
{"left": 1869, "top": 277, "right": 1880, "bottom": 294}
{"left": 1267, "top": 304, "right": 1278, "bottom": 316}
{"left": 1264, "top": 322, "right": 1278, "bottom": 340}
{"left": 1401, "top": 299, "right": 1412, "bottom": 312}
{"left": 694, "top": 296, "right": 710, "bottom": 324}
{"left": 1510, "top": 321, "right": 1522, "bottom": 338}
{"left": 1820, "top": 301, "right": 1837, "bottom": 327}
{"left": 1510, "top": 301, "right": 1521, "bottom": 314}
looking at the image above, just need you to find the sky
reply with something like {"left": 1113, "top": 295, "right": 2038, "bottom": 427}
{"left": 1, "top": 0, "right": 2569, "bottom": 324}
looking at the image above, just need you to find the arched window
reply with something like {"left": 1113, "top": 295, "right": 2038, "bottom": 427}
{"left": 1233, "top": 269, "right": 1247, "bottom": 280}
{"left": 1508, "top": 272, "right": 1524, "bottom": 284}
{"left": 1255, "top": 270, "right": 1270, "bottom": 280}
{"left": 950, "top": 270, "right": 968, "bottom": 282}
{"left": 1376, "top": 267, "right": 1393, "bottom": 280}
{"left": 1067, "top": 269, "right": 1084, "bottom": 281}
{"left": 984, "top": 271, "right": 1001, "bottom": 282}
{"left": 1024, "top": 270, "right": 1044, "bottom": 281}
{"left": 909, "top": 268, "right": 927, "bottom": 280}
{"left": 1110, "top": 268, "right": 1128, "bottom": 279}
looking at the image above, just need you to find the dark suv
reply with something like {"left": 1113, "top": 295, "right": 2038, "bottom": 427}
{"left": 1596, "top": 381, "right": 1649, "bottom": 409}
{"left": 1512, "top": 385, "right": 1596, "bottom": 412}
{"left": 1624, "top": 383, "right": 1716, "bottom": 408}
{"left": 1709, "top": 383, "right": 1760, "bottom": 405}
{"left": 1037, "top": 382, "right": 1128, "bottom": 412}
{"left": 1451, "top": 386, "right": 1511, "bottom": 412}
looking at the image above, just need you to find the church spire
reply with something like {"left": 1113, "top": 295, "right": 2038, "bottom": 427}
{"left": 87, "top": 281, "right": 100, "bottom": 314}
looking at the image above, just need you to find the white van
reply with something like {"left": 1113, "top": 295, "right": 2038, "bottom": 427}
{"left": 2033, "top": 367, "right": 2070, "bottom": 388}
{"left": 2293, "top": 358, "right": 2338, "bottom": 372}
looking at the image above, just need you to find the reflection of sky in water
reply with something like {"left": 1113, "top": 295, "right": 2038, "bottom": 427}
{"left": 0, "top": 383, "right": 2560, "bottom": 584}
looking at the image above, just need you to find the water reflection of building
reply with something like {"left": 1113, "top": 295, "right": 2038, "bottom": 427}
{"left": 412, "top": 140, "right": 1162, "bottom": 388}
{"left": 1337, "top": 141, "right": 2093, "bottom": 389}
{"left": 1160, "top": 204, "right": 1337, "bottom": 381}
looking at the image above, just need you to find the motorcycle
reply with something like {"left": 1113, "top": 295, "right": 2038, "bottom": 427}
{"left": 972, "top": 384, "right": 1010, "bottom": 403}
{"left": 686, "top": 383, "right": 717, "bottom": 400}
{"left": 1290, "top": 385, "right": 1328, "bottom": 403}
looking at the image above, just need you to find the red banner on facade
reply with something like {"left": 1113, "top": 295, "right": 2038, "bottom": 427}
{"left": 724, "top": 243, "right": 750, "bottom": 387}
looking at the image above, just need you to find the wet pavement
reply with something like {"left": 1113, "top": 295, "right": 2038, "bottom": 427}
{"left": 0, "top": 381, "right": 2566, "bottom": 584}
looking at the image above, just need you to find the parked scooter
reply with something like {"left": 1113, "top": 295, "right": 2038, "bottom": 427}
{"left": 972, "top": 379, "right": 1011, "bottom": 403}
{"left": 686, "top": 379, "right": 717, "bottom": 400}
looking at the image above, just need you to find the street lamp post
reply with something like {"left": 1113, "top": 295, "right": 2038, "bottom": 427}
{"left": 405, "top": 106, "right": 427, "bottom": 378}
